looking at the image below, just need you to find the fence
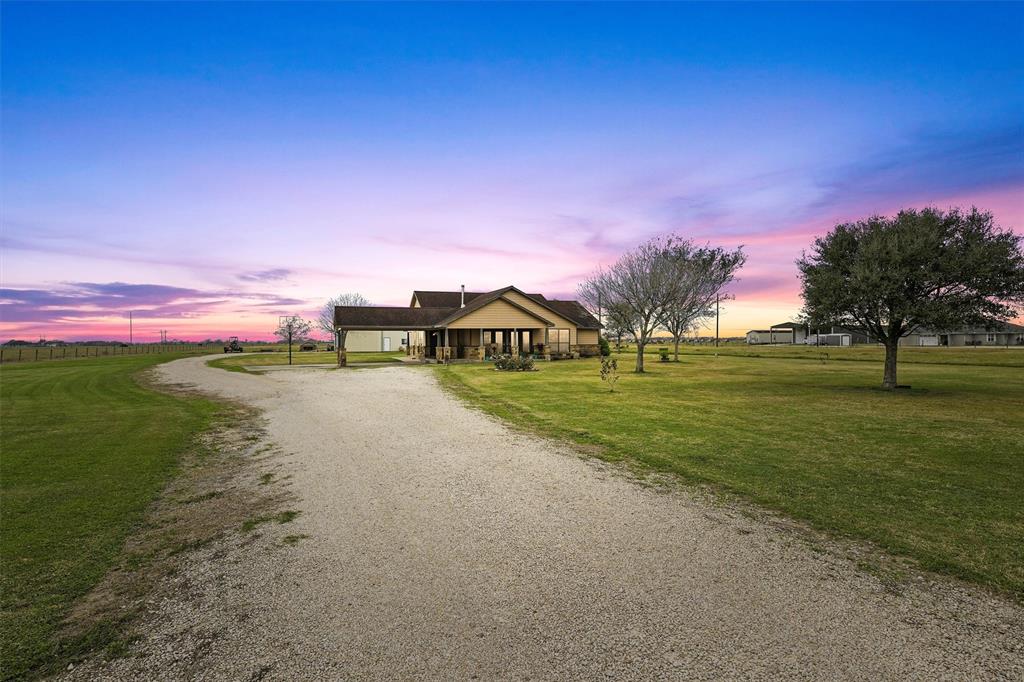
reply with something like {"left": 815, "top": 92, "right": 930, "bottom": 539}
{"left": 0, "top": 344, "right": 216, "bottom": 364}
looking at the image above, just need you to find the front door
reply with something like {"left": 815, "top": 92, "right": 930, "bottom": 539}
{"left": 383, "top": 336, "right": 392, "bottom": 352}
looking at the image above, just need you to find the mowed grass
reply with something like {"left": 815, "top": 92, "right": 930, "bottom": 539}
{"left": 623, "top": 342, "right": 1024, "bottom": 367}
{"left": 209, "top": 350, "right": 403, "bottom": 372}
{"left": 1, "top": 355, "right": 219, "bottom": 679}
{"left": 437, "top": 353, "right": 1024, "bottom": 601}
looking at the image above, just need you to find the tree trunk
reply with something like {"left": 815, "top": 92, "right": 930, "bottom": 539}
{"left": 882, "top": 340, "right": 898, "bottom": 390}
{"left": 673, "top": 338, "right": 680, "bottom": 362}
{"left": 635, "top": 341, "right": 645, "bottom": 373}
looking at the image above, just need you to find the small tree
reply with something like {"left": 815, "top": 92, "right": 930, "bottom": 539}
{"left": 661, "top": 242, "right": 746, "bottom": 361}
{"left": 275, "top": 315, "right": 312, "bottom": 366}
{"left": 798, "top": 207, "right": 1024, "bottom": 389}
{"left": 599, "top": 357, "right": 620, "bottom": 392}
{"left": 318, "top": 293, "right": 370, "bottom": 348}
{"left": 602, "top": 302, "right": 632, "bottom": 352}
{"left": 579, "top": 235, "right": 687, "bottom": 373}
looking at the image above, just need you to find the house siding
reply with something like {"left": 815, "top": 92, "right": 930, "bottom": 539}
{"left": 502, "top": 291, "right": 578, "bottom": 329}
{"left": 447, "top": 298, "right": 549, "bottom": 329}
{"left": 344, "top": 330, "right": 405, "bottom": 352}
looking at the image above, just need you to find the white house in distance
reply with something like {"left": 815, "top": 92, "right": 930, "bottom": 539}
{"left": 746, "top": 322, "right": 807, "bottom": 345}
{"left": 746, "top": 320, "right": 1024, "bottom": 347}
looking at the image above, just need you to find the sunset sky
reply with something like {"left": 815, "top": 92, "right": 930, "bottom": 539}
{"left": 2, "top": 2, "right": 1022, "bottom": 342}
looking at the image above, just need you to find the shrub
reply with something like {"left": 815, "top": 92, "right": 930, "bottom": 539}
{"left": 598, "top": 336, "right": 611, "bottom": 357}
{"left": 658, "top": 347, "right": 670, "bottom": 362}
{"left": 493, "top": 354, "right": 536, "bottom": 371}
{"left": 600, "top": 357, "right": 620, "bottom": 391}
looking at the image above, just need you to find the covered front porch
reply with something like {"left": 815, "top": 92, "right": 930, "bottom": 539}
{"left": 409, "top": 327, "right": 568, "bottom": 363}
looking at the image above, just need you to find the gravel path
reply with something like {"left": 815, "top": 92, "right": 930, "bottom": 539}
{"left": 71, "top": 356, "right": 1023, "bottom": 680}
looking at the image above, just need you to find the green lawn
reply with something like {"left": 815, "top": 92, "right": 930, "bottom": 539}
{"left": 0, "top": 355, "right": 219, "bottom": 679}
{"left": 437, "top": 353, "right": 1024, "bottom": 601}
{"left": 619, "top": 343, "right": 1024, "bottom": 367}
{"left": 208, "top": 350, "right": 403, "bottom": 372}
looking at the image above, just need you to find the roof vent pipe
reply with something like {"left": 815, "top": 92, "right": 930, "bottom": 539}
{"left": 460, "top": 284, "right": 466, "bottom": 308}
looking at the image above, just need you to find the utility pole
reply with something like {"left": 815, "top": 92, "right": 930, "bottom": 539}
{"left": 715, "top": 295, "right": 720, "bottom": 347}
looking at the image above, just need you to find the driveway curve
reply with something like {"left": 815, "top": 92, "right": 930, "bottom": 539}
{"left": 75, "top": 356, "right": 1024, "bottom": 680}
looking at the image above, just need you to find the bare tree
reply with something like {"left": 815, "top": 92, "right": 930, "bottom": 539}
{"left": 579, "top": 235, "right": 689, "bottom": 373}
{"left": 275, "top": 315, "right": 312, "bottom": 366}
{"left": 602, "top": 302, "right": 633, "bottom": 351}
{"left": 661, "top": 242, "right": 746, "bottom": 361}
{"left": 318, "top": 293, "right": 370, "bottom": 348}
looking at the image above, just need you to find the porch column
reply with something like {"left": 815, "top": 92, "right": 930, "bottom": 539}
{"left": 511, "top": 328, "right": 519, "bottom": 357}
{"left": 337, "top": 330, "right": 347, "bottom": 367}
{"left": 478, "top": 327, "right": 485, "bottom": 361}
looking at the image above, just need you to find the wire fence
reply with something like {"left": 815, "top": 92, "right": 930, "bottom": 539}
{"left": 0, "top": 344, "right": 217, "bottom": 364}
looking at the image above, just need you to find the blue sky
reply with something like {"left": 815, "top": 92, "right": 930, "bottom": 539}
{"left": 2, "top": 2, "right": 1022, "bottom": 340}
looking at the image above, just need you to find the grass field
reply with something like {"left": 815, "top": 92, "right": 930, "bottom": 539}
{"left": 1, "top": 354, "right": 219, "bottom": 679}
{"left": 618, "top": 343, "right": 1024, "bottom": 367}
{"left": 208, "top": 350, "right": 403, "bottom": 372}
{"left": 437, "top": 351, "right": 1024, "bottom": 601}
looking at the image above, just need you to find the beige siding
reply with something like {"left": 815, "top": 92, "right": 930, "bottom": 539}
{"left": 577, "top": 329, "right": 599, "bottom": 345}
{"left": 503, "top": 291, "right": 577, "bottom": 329}
{"left": 343, "top": 330, "right": 405, "bottom": 352}
{"left": 447, "top": 298, "right": 549, "bottom": 329}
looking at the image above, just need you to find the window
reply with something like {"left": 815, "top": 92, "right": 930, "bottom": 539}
{"left": 987, "top": 333, "right": 997, "bottom": 343}
{"left": 549, "top": 329, "right": 570, "bottom": 353}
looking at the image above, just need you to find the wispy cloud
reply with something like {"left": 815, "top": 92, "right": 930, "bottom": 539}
{"left": 237, "top": 268, "right": 292, "bottom": 282}
{"left": 0, "top": 282, "right": 306, "bottom": 325}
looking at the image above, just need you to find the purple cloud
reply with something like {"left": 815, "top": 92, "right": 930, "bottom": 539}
{"left": 0, "top": 282, "right": 307, "bottom": 324}
{"left": 237, "top": 268, "right": 292, "bottom": 282}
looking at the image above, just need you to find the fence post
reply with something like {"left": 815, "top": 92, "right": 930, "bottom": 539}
{"left": 50, "top": 348, "right": 54, "bottom": 360}
{"left": 35, "top": 348, "right": 39, "bottom": 361}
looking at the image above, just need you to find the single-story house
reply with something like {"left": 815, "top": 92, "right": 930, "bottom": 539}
{"left": 334, "top": 285, "right": 601, "bottom": 365}
{"left": 900, "top": 321, "right": 1024, "bottom": 347}
{"left": 746, "top": 322, "right": 807, "bottom": 345}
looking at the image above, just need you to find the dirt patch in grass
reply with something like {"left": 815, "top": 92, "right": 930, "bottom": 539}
{"left": 55, "top": 393, "right": 294, "bottom": 673}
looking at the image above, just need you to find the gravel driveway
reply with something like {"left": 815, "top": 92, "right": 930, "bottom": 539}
{"left": 70, "top": 356, "right": 1023, "bottom": 680}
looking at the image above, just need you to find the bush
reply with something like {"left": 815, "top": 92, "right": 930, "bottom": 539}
{"left": 598, "top": 336, "right": 611, "bottom": 356}
{"left": 600, "top": 357, "right": 619, "bottom": 391}
{"left": 658, "top": 347, "right": 670, "bottom": 362}
{"left": 493, "top": 354, "right": 536, "bottom": 371}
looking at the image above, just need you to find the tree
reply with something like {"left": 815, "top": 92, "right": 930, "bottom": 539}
{"left": 798, "top": 207, "right": 1024, "bottom": 389}
{"left": 317, "top": 293, "right": 370, "bottom": 348}
{"left": 602, "top": 302, "right": 633, "bottom": 351}
{"left": 661, "top": 242, "right": 746, "bottom": 361}
{"left": 579, "top": 235, "right": 690, "bottom": 373}
{"left": 274, "top": 315, "right": 312, "bottom": 366}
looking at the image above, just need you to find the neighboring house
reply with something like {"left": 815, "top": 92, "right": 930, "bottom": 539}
{"left": 746, "top": 322, "right": 807, "bottom": 345}
{"left": 334, "top": 285, "right": 601, "bottom": 364}
{"left": 343, "top": 330, "right": 407, "bottom": 353}
{"left": 749, "top": 320, "right": 1024, "bottom": 346}
{"left": 900, "top": 321, "right": 1024, "bottom": 347}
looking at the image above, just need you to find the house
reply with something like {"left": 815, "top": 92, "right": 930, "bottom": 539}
{"left": 746, "top": 322, "right": 807, "bottom": 345}
{"left": 334, "top": 285, "right": 601, "bottom": 365}
{"left": 900, "top": 321, "right": 1024, "bottom": 347}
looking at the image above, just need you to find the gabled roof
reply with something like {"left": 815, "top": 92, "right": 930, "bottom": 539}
{"left": 416, "top": 286, "right": 602, "bottom": 329}
{"left": 411, "top": 291, "right": 486, "bottom": 307}
{"left": 338, "top": 286, "right": 604, "bottom": 331}
{"left": 544, "top": 299, "right": 601, "bottom": 330}
{"left": 435, "top": 287, "right": 554, "bottom": 327}
{"left": 770, "top": 322, "right": 804, "bottom": 329}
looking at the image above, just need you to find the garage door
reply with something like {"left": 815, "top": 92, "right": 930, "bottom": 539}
{"left": 919, "top": 336, "right": 939, "bottom": 346}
